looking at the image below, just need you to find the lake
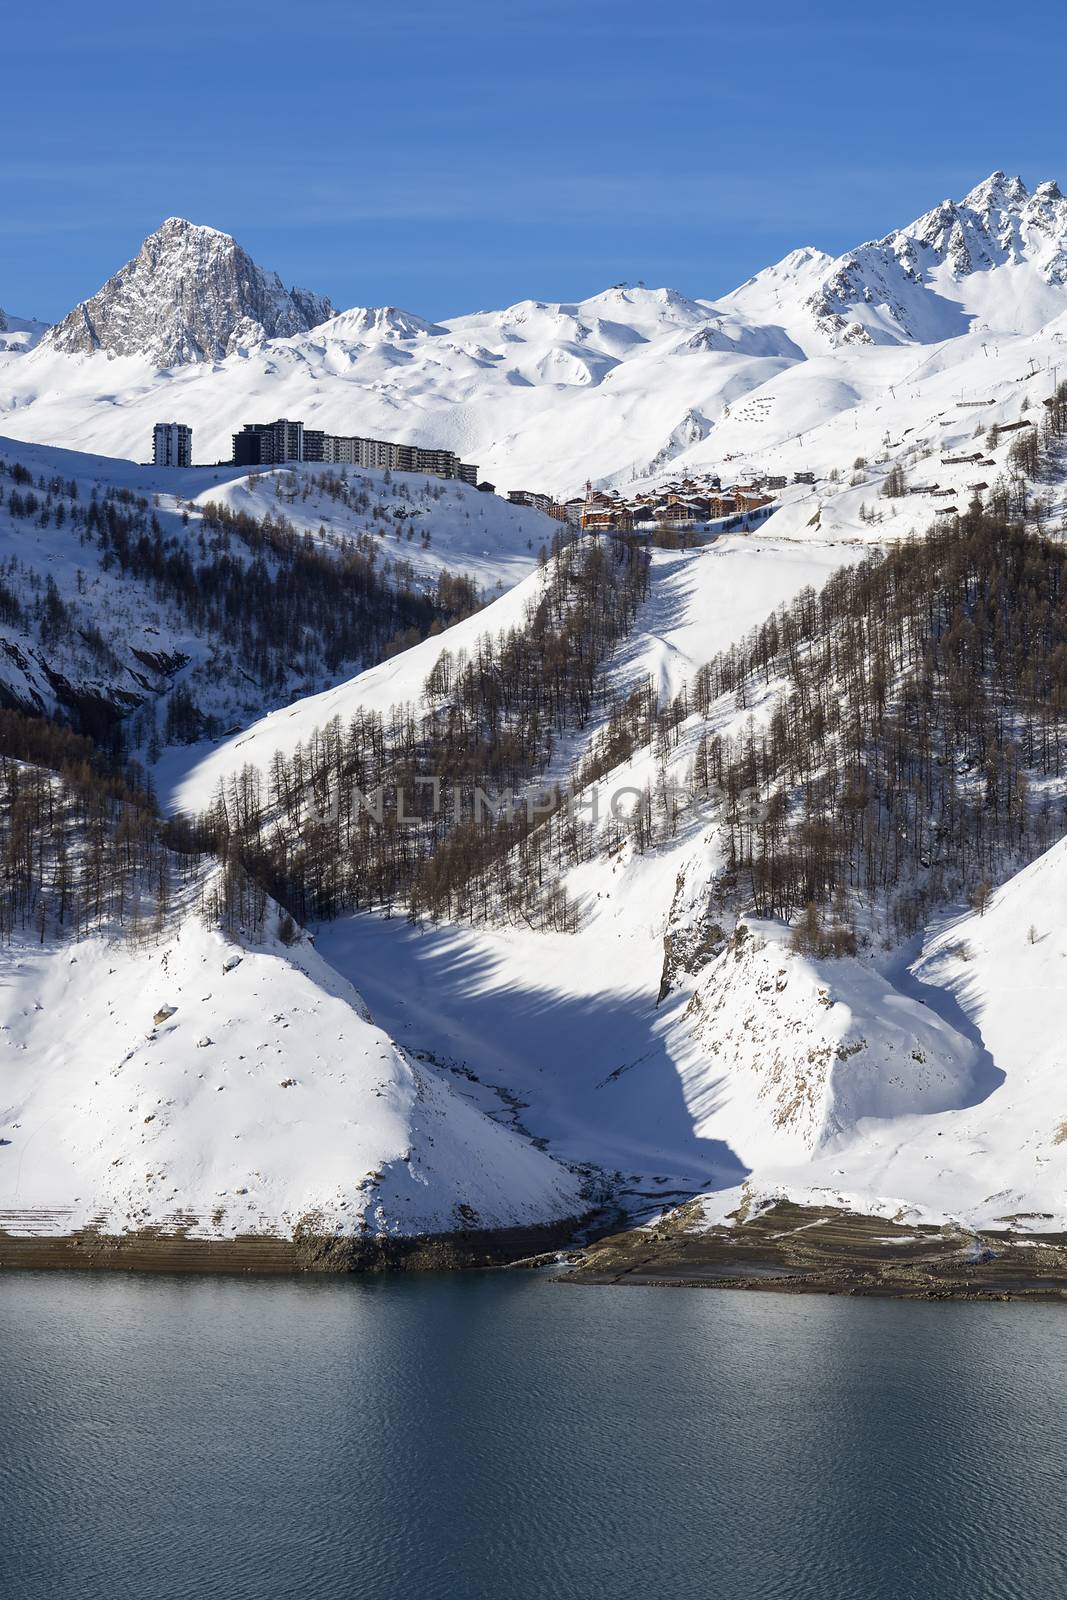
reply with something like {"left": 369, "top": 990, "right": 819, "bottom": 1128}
{"left": 2, "top": 1270, "right": 1066, "bottom": 1599}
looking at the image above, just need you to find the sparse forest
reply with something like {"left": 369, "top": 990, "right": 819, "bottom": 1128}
{"left": 190, "top": 534, "right": 650, "bottom": 928}
{"left": 0, "top": 709, "right": 184, "bottom": 940}
{"left": 576, "top": 509, "right": 1067, "bottom": 940}
{"left": 0, "top": 460, "right": 484, "bottom": 743}
{"left": 8, "top": 466, "right": 1067, "bottom": 956}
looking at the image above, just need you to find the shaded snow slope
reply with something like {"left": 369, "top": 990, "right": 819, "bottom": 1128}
{"left": 316, "top": 836, "right": 1067, "bottom": 1234}
{"left": 0, "top": 903, "right": 581, "bottom": 1240}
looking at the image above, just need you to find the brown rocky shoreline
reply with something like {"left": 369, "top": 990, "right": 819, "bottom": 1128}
{"left": 6, "top": 1199, "right": 1067, "bottom": 1302}
{"left": 559, "top": 1199, "right": 1067, "bottom": 1302}
{"left": 0, "top": 1213, "right": 584, "bottom": 1277}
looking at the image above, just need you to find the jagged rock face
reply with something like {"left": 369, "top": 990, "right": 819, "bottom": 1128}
{"left": 805, "top": 171, "right": 1067, "bottom": 344}
{"left": 907, "top": 172, "right": 1067, "bottom": 277}
{"left": 44, "top": 217, "right": 334, "bottom": 366}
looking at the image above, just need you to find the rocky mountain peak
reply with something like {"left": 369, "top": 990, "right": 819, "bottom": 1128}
{"left": 44, "top": 217, "right": 334, "bottom": 366}
{"left": 961, "top": 171, "right": 1029, "bottom": 213}
{"left": 799, "top": 170, "right": 1067, "bottom": 345}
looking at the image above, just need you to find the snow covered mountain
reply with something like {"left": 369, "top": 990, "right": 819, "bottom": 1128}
{"left": 0, "top": 172, "right": 1062, "bottom": 489}
{"left": 5, "top": 173, "right": 1067, "bottom": 1261}
{"left": 43, "top": 217, "right": 333, "bottom": 365}
{"left": 769, "top": 170, "right": 1067, "bottom": 347}
{"left": 3, "top": 439, "right": 1067, "bottom": 1249}
{"left": 3, "top": 172, "right": 1067, "bottom": 493}
{"left": 162, "top": 469, "right": 1067, "bottom": 1240}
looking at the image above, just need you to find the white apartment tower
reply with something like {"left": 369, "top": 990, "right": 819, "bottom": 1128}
{"left": 153, "top": 422, "right": 193, "bottom": 467}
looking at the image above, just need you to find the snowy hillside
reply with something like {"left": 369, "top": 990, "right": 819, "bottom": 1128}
{"left": 198, "top": 456, "right": 551, "bottom": 593}
{"left": 294, "top": 513, "right": 1067, "bottom": 1236}
{"left": 6, "top": 172, "right": 1067, "bottom": 1256}
{"left": 678, "top": 838, "right": 1067, "bottom": 1233}
{"left": 313, "top": 725, "right": 1067, "bottom": 1237}
{"left": 166, "top": 530, "right": 854, "bottom": 815}
{"left": 0, "top": 309, "right": 48, "bottom": 355}
{"left": 0, "top": 435, "right": 553, "bottom": 748}
{"left": 0, "top": 891, "right": 581, "bottom": 1241}
{"left": 200, "top": 532, "right": 865, "bottom": 1215}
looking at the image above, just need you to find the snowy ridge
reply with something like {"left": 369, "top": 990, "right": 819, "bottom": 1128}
{"left": 0, "top": 309, "right": 48, "bottom": 354}
{"left": 791, "top": 171, "right": 1067, "bottom": 346}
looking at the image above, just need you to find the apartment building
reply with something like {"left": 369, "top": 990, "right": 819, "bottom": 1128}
{"left": 507, "top": 490, "right": 553, "bottom": 512}
{"left": 231, "top": 418, "right": 477, "bottom": 483}
{"left": 232, "top": 419, "right": 304, "bottom": 466}
{"left": 152, "top": 422, "right": 193, "bottom": 467}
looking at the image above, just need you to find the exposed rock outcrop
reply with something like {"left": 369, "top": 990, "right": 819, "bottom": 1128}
{"left": 45, "top": 217, "right": 333, "bottom": 365}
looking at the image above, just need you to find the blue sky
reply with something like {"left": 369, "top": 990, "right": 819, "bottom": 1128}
{"left": 5, "top": 0, "right": 1067, "bottom": 322}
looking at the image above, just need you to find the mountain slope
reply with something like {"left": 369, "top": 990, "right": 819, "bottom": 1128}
{"left": 0, "top": 309, "right": 48, "bottom": 354}
{"left": 679, "top": 837, "right": 1067, "bottom": 1232}
{"left": 292, "top": 507, "right": 1067, "bottom": 1234}
{"left": 6, "top": 173, "right": 1067, "bottom": 1253}
{"left": 732, "top": 171, "right": 1067, "bottom": 349}
{"left": 0, "top": 895, "right": 582, "bottom": 1240}
{"left": 0, "top": 435, "right": 553, "bottom": 749}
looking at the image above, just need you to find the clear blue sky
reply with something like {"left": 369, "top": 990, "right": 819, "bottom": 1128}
{"left": 5, "top": 0, "right": 1067, "bottom": 323}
